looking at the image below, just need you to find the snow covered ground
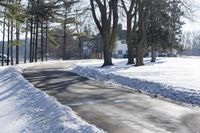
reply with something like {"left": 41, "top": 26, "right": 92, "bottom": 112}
{"left": 71, "top": 57, "right": 200, "bottom": 106}
{"left": 0, "top": 67, "right": 103, "bottom": 133}
{"left": 1, "top": 57, "right": 200, "bottom": 132}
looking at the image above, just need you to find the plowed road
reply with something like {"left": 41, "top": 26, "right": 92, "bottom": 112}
{"left": 23, "top": 63, "right": 200, "bottom": 133}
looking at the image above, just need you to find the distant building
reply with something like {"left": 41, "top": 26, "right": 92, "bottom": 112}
{"left": 113, "top": 40, "right": 128, "bottom": 58}
{"left": 113, "top": 24, "right": 128, "bottom": 58}
{"left": 81, "top": 36, "right": 94, "bottom": 58}
{"left": 79, "top": 34, "right": 103, "bottom": 59}
{"left": 112, "top": 24, "right": 178, "bottom": 58}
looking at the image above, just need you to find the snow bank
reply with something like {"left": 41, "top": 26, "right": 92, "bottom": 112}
{"left": 0, "top": 67, "right": 103, "bottom": 133}
{"left": 70, "top": 58, "right": 200, "bottom": 106}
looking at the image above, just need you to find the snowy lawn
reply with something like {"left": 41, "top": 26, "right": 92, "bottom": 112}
{"left": 71, "top": 57, "right": 200, "bottom": 106}
{"left": 0, "top": 67, "right": 103, "bottom": 133}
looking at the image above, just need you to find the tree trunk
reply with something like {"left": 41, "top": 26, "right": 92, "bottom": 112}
{"left": 7, "top": 20, "right": 10, "bottom": 66}
{"left": 135, "top": 0, "right": 147, "bottom": 66}
{"left": 151, "top": 43, "right": 156, "bottom": 62}
{"left": 90, "top": 0, "right": 118, "bottom": 67}
{"left": 41, "top": 21, "right": 44, "bottom": 61}
{"left": 1, "top": 8, "right": 6, "bottom": 66}
{"left": 16, "top": 0, "right": 21, "bottom": 65}
{"left": 11, "top": 19, "right": 14, "bottom": 65}
{"left": 78, "top": 37, "right": 82, "bottom": 59}
{"left": 29, "top": 16, "right": 33, "bottom": 63}
{"left": 10, "top": 0, "right": 14, "bottom": 65}
{"left": 135, "top": 44, "right": 144, "bottom": 66}
{"left": 16, "top": 24, "right": 20, "bottom": 64}
{"left": 127, "top": 44, "right": 134, "bottom": 64}
{"left": 102, "top": 47, "right": 113, "bottom": 66}
{"left": 127, "top": 15, "right": 134, "bottom": 64}
{"left": 45, "top": 21, "right": 48, "bottom": 61}
{"left": 32, "top": 19, "right": 36, "bottom": 62}
{"left": 132, "top": 7, "right": 138, "bottom": 65}
{"left": 35, "top": 15, "right": 39, "bottom": 62}
{"left": 102, "top": 35, "right": 113, "bottom": 66}
{"left": 24, "top": 20, "right": 28, "bottom": 63}
{"left": 24, "top": 1, "right": 29, "bottom": 64}
{"left": 63, "top": 12, "right": 67, "bottom": 60}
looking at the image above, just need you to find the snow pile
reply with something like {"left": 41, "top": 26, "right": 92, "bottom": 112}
{"left": 71, "top": 57, "right": 200, "bottom": 106}
{"left": 0, "top": 67, "right": 103, "bottom": 133}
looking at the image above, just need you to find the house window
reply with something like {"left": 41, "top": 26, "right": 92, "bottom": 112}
{"left": 118, "top": 50, "right": 123, "bottom": 54}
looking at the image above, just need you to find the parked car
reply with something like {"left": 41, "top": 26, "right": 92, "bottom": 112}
{"left": 167, "top": 53, "right": 177, "bottom": 57}
{"left": 0, "top": 54, "right": 10, "bottom": 62}
{"left": 158, "top": 52, "right": 167, "bottom": 57}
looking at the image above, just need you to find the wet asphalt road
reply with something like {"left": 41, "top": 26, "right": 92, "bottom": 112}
{"left": 23, "top": 63, "right": 200, "bottom": 133}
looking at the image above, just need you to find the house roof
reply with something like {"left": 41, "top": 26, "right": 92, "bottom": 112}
{"left": 117, "top": 30, "right": 127, "bottom": 40}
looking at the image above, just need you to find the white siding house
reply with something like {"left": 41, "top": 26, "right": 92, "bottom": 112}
{"left": 112, "top": 24, "right": 128, "bottom": 58}
{"left": 113, "top": 40, "right": 128, "bottom": 58}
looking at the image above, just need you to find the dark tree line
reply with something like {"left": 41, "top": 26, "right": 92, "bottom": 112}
{"left": 0, "top": 0, "right": 79, "bottom": 66}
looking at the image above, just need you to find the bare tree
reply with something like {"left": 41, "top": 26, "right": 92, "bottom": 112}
{"left": 90, "top": 0, "right": 119, "bottom": 66}
{"left": 121, "top": 0, "right": 137, "bottom": 64}
{"left": 135, "top": 0, "right": 149, "bottom": 66}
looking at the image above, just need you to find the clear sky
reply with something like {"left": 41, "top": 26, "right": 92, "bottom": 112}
{"left": 182, "top": 0, "right": 200, "bottom": 32}
{"left": 183, "top": 20, "right": 200, "bottom": 32}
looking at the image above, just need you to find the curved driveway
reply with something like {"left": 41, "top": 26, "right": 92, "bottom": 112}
{"left": 23, "top": 63, "right": 200, "bottom": 133}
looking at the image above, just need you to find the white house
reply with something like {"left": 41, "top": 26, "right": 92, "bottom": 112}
{"left": 112, "top": 24, "right": 178, "bottom": 58}
{"left": 113, "top": 40, "right": 128, "bottom": 58}
{"left": 113, "top": 24, "right": 128, "bottom": 58}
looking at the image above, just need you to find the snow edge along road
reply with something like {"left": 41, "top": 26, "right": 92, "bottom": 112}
{"left": 0, "top": 67, "right": 104, "bottom": 133}
{"left": 70, "top": 65, "right": 200, "bottom": 107}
